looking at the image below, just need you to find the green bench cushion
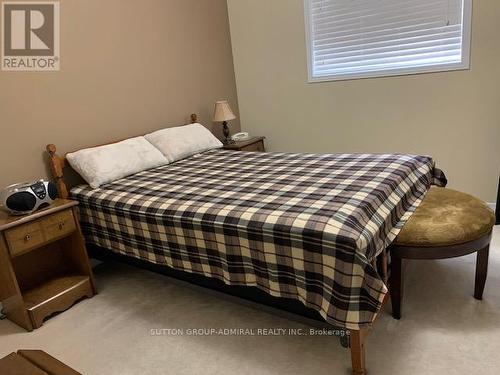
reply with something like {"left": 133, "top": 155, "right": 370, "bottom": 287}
{"left": 394, "top": 187, "right": 495, "bottom": 247}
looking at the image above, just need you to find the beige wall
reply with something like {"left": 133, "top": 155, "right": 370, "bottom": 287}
{"left": 227, "top": 0, "right": 500, "bottom": 202}
{"left": 0, "top": 0, "right": 239, "bottom": 189}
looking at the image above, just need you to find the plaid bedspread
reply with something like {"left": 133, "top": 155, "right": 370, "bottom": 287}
{"left": 71, "top": 150, "right": 446, "bottom": 330}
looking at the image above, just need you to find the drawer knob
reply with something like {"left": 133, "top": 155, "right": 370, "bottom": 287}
{"left": 24, "top": 234, "right": 32, "bottom": 242}
{"left": 58, "top": 222, "right": 65, "bottom": 230}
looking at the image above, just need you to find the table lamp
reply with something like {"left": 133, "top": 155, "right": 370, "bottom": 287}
{"left": 213, "top": 100, "right": 236, "bottom": 144}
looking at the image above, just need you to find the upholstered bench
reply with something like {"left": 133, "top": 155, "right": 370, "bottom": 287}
{"left": 389, "top": 187, "right": 495, "bottom": 319}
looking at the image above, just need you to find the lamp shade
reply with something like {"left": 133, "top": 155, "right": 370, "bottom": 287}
{"left": 213, "top": 100, "right": 236, "bottom": 122}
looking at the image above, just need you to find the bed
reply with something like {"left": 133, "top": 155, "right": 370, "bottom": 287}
{"left": 46, "top": 114, "right": 446, "bottom": 375}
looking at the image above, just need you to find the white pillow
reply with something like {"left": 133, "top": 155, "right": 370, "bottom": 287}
{"left": 145, "top": 123, "right": 222, "bottom": 162}
{"left": 67, "top": 137, "right": 168, "bottom": 189}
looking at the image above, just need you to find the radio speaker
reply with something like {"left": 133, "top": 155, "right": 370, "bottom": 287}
{"left": 1, "top": 180, "right": 58, "bottom": 215}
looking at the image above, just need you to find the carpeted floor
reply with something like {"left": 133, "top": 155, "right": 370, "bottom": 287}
{"left": 1, "top": 226, "right": 498, "bottom": 375}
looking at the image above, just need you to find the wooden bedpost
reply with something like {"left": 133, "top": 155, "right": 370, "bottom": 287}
{"left": 190, "top": 113, "right": 198, "bottom": 124}
{"left": 350, "top": 329, "right": 366, "bottom": 375}
{"left": 46, "top": 144, "right": 69, "bottom": 199}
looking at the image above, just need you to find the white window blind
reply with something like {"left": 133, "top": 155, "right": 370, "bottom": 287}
{"left": 304, "top": 0, "right": 472, "bottom": 81}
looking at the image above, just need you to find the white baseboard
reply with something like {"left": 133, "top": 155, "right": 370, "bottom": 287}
{"left": 488, "top": 202, "right": 496, "bottom": 211}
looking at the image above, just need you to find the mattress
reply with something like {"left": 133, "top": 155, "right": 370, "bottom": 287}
{"left": 71, "top": 149, "right": 446, "bottom": 330}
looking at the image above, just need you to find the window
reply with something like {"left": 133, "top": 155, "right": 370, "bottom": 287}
{"left": 304, "top": 0, "right": 472, "bottom": 82}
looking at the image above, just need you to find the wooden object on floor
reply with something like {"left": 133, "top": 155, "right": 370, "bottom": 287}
{"left": 0, "top": 350, "right": 81, "bottom": 375}
{"left": 222, "top": 136, "right": 265, "bottom": 152}
{"left": 17, "top": 350, "right": 81, "bottom": 375}
{"left": 389, "top": 187, "right": 495, "bottom": 319}
{"left": 0, "top": 353, "right": 47, "bottom": 375}
{"left": 0, "top": 199, "right": 96, "bottom": 331}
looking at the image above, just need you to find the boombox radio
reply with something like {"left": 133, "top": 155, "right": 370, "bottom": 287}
{"left": 0, "top": 180, "right": 58, "bottom": 215}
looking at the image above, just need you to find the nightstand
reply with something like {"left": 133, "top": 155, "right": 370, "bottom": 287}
{"left": 223, "top": 136, "right": 266, "bottom": 152}
{"left": 0, "top": 199, "right": 96, "bottom": 331}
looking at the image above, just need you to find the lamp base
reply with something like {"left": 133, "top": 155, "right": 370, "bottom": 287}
{"left": 222, "top": 121, "right": 233, "bottom": 144}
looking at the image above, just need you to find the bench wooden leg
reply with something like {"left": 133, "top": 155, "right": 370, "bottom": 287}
{"left": 350, "top": 329, "right": 366, "bottom": 375}
{"left": 389, "top": 254, "right": 403, "bottom": 319}
{"left": 474, "top": 245, "right": 489, "bottom": 300}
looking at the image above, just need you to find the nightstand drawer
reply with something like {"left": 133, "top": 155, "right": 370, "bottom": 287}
{"left": 5, "top": 222, "right": 45, "bottom": 257}
{"left": 41, "top": 209, "right": 76, "bottom": 242}
{"left": 241, "top": 141, "right": 264, "bottom": 152}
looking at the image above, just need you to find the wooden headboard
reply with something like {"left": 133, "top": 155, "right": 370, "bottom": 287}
{"left": 46, "top": 113, "right": 199, "bottom": 199}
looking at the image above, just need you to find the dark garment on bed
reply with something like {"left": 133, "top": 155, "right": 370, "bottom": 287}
{"left": 71, "top": 150, "right": 446, "bottom": 330}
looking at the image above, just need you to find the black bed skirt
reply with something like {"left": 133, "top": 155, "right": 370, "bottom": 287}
{"left": 87, "top": 244, "right": 330, "bottom": 325}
